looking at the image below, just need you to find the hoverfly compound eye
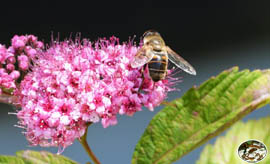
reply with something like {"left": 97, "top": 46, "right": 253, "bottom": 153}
{"left": 143, "top": 30, "right": 160, "bottom": 38}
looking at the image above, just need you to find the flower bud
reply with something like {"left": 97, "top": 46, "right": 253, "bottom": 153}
{"left": 10, "top": 70, "right": 20, "bottom": 80}
{"left": 6, "top": 64, "right": 15, "bottom": 71}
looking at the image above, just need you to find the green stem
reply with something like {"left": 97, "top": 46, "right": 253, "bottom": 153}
{"left": 79, "top": 123, "right": 101, "bottom": 164}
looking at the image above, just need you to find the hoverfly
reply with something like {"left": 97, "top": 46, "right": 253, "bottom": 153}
{"left": 131, "top": 30, "right": 196, "bottom": 85}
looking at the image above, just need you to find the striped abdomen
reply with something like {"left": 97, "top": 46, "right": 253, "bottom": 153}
{"left": 147, "top": 51, "right": 168, "bottom": 82}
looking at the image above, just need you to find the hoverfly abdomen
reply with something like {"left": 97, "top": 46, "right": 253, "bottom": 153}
{"left": 147, "top": 52, "right": 168, "bottom": 82}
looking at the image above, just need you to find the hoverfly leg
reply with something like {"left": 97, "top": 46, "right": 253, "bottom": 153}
{"left": 152, "top": 82, "right": 156, "bottom": 91}
{"left": 138, "top": 65, "right": 146, "bottom": 93}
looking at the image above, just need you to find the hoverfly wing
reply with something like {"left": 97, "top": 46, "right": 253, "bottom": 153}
{"left": 131, "top": 46, "right": 154, "bottom": 68}
{"left": 166, "top": 46, "right": 196, "bottom": 75}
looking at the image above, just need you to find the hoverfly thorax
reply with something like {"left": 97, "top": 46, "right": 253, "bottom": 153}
{"left": 148, "top": 39, "right": 164, "bottom": 51}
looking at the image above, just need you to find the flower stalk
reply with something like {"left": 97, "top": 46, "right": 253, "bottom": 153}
{"left": 0, "top": 92, "right": 16, "bottom": 105}
{"left": 79, "top": 123, "right": 101, "bottom": 164}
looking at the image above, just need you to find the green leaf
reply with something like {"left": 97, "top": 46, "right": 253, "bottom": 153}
{"left": 0, "top": 150, "right": 78, "bottom": 164}
{"left": 196, "top": 116, "right": 270, "bottom": 164}
{"left": 132, "top": 67, "right": 270, "bottom": 164}
{"left": 0, "top": 155, "right": 25, "bottom": 164}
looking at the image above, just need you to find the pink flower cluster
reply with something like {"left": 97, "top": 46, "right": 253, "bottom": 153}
{"left": 15, "top": 36, "right": 174, "bottom": 150}
{"left": 0, "top": 35, "right": 43, "bottom": 93}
